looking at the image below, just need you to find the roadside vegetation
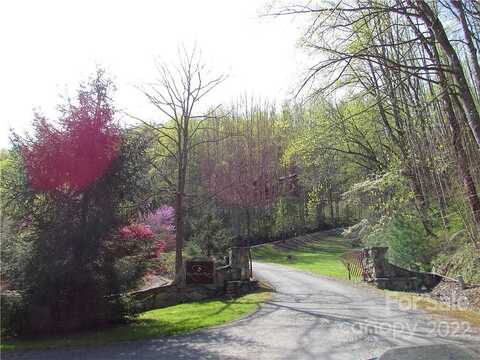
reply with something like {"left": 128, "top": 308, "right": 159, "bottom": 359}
{"left": 385, "top": 290, "right": 480, "bottom": 329}
{"left": 1, "top": 290, "right": 271, "bottom": 350}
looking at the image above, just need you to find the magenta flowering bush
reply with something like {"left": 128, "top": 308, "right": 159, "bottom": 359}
{"left": 113, "top": 206, "right": 175, "bottom": 270}
{"left": 117, "top": 223, "right": 167, "bottom": 259}
{"left": 119, "top": 223, "right": 155, "bottom": 239}
{"left": 114, "top": 208, "right": 176, "bottom": 280}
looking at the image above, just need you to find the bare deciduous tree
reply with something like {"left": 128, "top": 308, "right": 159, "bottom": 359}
{"left": 138, "top": 47, "right": 226, "bottom": 284}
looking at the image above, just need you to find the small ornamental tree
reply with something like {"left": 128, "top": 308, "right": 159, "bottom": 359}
{"left": 2, "top": 70, "right": 154, "bottom": 333}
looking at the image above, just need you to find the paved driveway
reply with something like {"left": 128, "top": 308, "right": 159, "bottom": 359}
{"left": 4, "top": 262, "right": 480, "bottom": 359}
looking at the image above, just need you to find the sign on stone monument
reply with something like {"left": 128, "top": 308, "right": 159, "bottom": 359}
{"left": 185, "top": 258, "right": 215, "bottom": 284}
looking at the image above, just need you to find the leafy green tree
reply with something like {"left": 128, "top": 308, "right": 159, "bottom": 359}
{"left": 188, "top": 211, "right": 234, "bottom": 258}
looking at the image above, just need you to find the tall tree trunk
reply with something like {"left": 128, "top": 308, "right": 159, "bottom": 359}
{"left": 452, "top": 0, "right": 480, "bottom": 93}
{"left": 328, "top": 186, "right": 334, "bottom": 225}
{"left": 403, "top": 169, "right": 436, "bottom": 237}
{"left": 174, "top": 146, "right": 188, "bottom": 285}
{"left": 372, "top": 38, "right": 434, "bottom": 236}
{"left": 174, "top": 191, "right": 185, "bottom": 284}
{"left": 335, "top": 199, "right": 340, "bottom": 226}
{"left": 449, "top": 103, "right": 480, "bottom": 241}
{"left": 438, "top": 82, "right": 480, "bottom": 243}
{"left": 436, "top": 70, "right": 480, "bottom": 241}
{"left": 316, "top": 201, "right": 325, "bottom": 229}
{"left": 414, "top": 18, "right": 480, "bottom": 245}
{"left": 415, "top": 0, "right": 480, "bottom": 148}
{"left": 244, "top": 207, "right": 252, "bottom": 278}
{"left": 245, "top": 207, "right": 251, "bottom": 246}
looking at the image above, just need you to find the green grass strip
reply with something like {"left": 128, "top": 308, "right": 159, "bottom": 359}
{"left": 1, "top": 290, "right": 271, "bottom": 350}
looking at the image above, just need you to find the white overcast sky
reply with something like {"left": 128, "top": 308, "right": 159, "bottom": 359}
{"left": 0, "top": 0, "right": 307, "bottom": 148}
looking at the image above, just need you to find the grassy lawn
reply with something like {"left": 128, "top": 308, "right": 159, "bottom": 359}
{"left": 252, "top": 233, "right": 352, "bottom": 279}
{"left": 1, "top": 290, "right": 271, "bottom": 350}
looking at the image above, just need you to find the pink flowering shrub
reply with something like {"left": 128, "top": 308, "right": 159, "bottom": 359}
{"left": 119, "top": 223, "right": 155, "bottom": 239}
{"left": 143, "top": 206, "right": 176, "bottom": 251}
{"left": 117, "top": 223, "right": 168, "bottom": 259}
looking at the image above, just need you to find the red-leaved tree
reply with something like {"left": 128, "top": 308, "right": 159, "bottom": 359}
{"left": 22, "top": 80, "right": 120, "bottom": 192}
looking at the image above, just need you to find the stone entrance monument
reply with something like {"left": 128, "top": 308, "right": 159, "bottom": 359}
{"left": 185, "top": 257, "right": 215, "bottom": 285}
{"left": 229, "top": 247, "right": 251, "bottom": 280}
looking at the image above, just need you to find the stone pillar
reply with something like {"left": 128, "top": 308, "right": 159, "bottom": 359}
{"left": 229, "top": 247, "right": 250, "bottom": 281}
{"left": 370, "top": 247, "right": 388, "bottom": 278}
{"left": 362, "top": 247, "right": 388, "bottom": 281}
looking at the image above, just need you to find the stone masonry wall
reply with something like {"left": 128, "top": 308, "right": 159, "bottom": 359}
{"left": 362, "top": 247, "right": 442, "bottom": 291}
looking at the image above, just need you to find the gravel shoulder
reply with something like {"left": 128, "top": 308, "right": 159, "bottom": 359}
{"left": 3, "top": 262, "right": 480, "bottom": 360}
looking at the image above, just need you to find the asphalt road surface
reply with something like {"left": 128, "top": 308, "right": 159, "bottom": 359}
{"left": 4, "top": 262, "right": 480, "bottom": 359}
